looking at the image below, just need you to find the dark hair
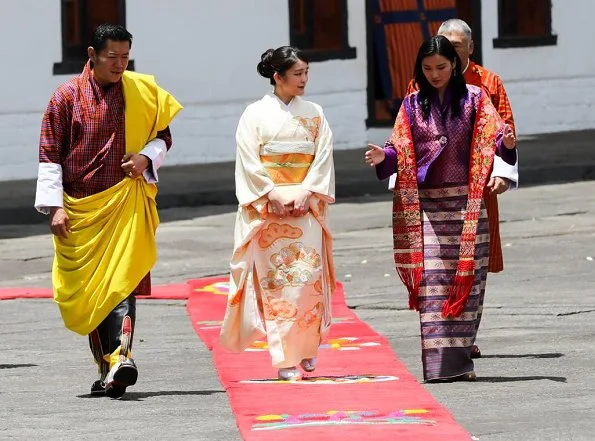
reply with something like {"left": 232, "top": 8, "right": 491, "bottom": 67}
{"left": 257, "top": 46, "right": 309, "bottom": 85}
{"left": 413, "top": 35, "right": 466, "bottom": 119}
{"left": 90, "top": 23, "right": 133, "bottom": 53}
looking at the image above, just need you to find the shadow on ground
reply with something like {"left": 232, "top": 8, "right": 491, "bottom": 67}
{"left": 77, "top": 390, "right": 226, "bottom": 400}
{"left": 480, "top": 352, "right": 564, "bottom": 359}
{"left": 0, "top": 363, "right": 39, "bottom": 369}
{"left": 475, "top": 376, "right": 567, "bottom": 383}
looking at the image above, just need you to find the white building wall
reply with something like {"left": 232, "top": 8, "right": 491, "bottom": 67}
{"left": 0, "top": 0, "right": 367, "bottom": 181}
{"left": 1, "top": 2, "right": 63, "bottom": 182}
{"left": 0, "top": 0, "right": 593, "bottom": 181}
{"left": 128, "top": 0, "right": 367, "bottom": 167}
{"left": 481, "top": 0, "right": 595, "bottom": 134}
{"left": 368, "top": 0, "right": 595, "bottom": 145}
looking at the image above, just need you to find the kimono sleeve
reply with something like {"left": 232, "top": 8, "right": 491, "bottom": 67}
{"left": 234, "top": 105, "right": 275, "bottom": 206}
{"left": 301, "top": 107, "right": 335, "bottom": 203}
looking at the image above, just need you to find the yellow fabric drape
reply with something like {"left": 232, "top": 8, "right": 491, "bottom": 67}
{"left": 53, "top": 71, "right": 182, "bottom": 335}
{"left": 122, "top": 71, "right": 183, "bottom": 152}
{"left": 54, "top": 179, "right": 159, "bottom": 335}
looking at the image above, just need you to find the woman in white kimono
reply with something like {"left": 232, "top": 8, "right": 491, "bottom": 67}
{"left": 220, "top": 46, "right": 335, "bottom": 381}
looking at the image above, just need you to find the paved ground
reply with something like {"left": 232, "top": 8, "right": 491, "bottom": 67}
{"left": 1, "top": 181, "right": 594, "bottom": 440}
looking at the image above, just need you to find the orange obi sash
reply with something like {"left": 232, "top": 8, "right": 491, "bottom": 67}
{"left": 260, "top": 153, "right": 314, "bottom": 185}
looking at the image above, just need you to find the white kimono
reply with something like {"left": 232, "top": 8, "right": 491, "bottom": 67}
{"left": 220, "top": 93, "right": 335, "bottom": 368}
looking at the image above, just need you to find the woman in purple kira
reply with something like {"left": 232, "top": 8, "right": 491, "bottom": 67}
{"left": 365, "top": 36, "right": 518, "bottom": 382}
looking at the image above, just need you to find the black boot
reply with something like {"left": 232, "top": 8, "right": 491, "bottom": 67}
{"left": 91, "top": 295, "right": 138, "bottom": 398}
{"left": 88, "top": 329, "right": 109, "bottom": 396}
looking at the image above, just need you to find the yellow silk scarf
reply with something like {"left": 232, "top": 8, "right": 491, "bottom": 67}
{"left": 53, "top": 71, "right": 182, "bottom": 335}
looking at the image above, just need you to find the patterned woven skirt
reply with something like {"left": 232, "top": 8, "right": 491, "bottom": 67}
{"left": 417, "top": 185, "right": 489, "bottom": 381}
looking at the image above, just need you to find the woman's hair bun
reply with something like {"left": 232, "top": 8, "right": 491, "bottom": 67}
{"left": 257, "top": 48, "right": 276, "bottom": 79}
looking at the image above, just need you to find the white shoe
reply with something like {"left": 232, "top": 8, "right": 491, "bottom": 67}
{"left": 300, "top": 357, "right": 317, "bottom": 372}
{"left": 278, "top": 367, "right": 302, "bottom": 381}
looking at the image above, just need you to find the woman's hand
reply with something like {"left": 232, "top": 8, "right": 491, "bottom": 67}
{"left": 267, "top": 189, "right": 289, "bottom": 218}
{"left": 290, "top": 190, "right": 312, "bottom": 217}
{"left": 502, "top": 124, "right": 516, "bottom": 150}
{"left": 365, "top": 144, "right": 386, "bottom": 166}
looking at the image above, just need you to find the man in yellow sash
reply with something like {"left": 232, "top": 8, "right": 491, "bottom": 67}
{"left": 34, "top": 24, "right": 182, "bottom": 398}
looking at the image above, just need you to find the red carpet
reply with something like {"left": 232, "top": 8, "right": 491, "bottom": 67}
{"left": 1, "top": 277, "right": 472, "bottom": 439}
{"left": 187, "top": 277, "right": 472, "bottom": 441}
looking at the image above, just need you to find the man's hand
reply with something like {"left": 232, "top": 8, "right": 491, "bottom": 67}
{"left": 502, "top": 124, "right": 516, "bottom": 149}
{"left": 50, "top": 207, "right": 71, "bottom": 238}
{"left": 290, "top": 190, "right": 312, "bottom": 217}
{"left": 121, "top": 154, "right": 150, "bottom": 178}
{"left": 365, "top": 144, "right": 386, "bottom": 167}
{"left": 486, "top": 177, "right": 510, "bottom": 195}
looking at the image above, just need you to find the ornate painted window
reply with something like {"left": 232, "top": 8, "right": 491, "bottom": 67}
{"left": 366, "top": 0, "right": 480, "bottom": 126}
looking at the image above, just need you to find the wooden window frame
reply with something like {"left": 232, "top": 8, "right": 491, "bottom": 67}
{"left": 288, "top": 0, "right": 356, "bottom": 62}
{"left": 493, "top": 0, "right": 557, "bottom": 49}
{"left": 53, "top": 0, "right": 133, "bottom": 75}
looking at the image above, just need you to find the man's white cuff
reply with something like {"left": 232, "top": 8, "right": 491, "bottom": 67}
{"left": 139, "top": 138, "right": 168, "bottom": 184}
{"left": 491, "top": 154, "right": 519, "bottom": 189}
{"left": 388, "top": 172, "right": 397, "bottom": 191}
{"left": 34, "top": 163, "right": 63, "bottom": 214}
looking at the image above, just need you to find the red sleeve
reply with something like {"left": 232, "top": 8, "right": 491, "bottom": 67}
{"left": 493, "top": 77, "right": 515, "bottom": 136}
{"left": 156, "top": 126, "right": 172, "bottom": 150}
{"left": 39, "top": 90, "right": 72, "bottom": 164}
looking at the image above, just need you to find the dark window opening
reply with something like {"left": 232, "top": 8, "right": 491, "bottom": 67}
{"left": 53, "top": 0, "right": 133, "bottom": 75}
{"left": 493, "top": 0, "right": 557, "bottom": 48}
{"left": 288, "top": 0, "right": 356, "bottom": 62}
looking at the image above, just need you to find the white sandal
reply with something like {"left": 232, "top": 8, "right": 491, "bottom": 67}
{"left": 278, "top": 367, "right": 302, "bottom": 381}
{"left": 300, "top": 357, "right": 317, "bottom": 372}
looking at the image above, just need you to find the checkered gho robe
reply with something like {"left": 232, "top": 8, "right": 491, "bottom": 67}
{"left": 39, "top": 62, "right": 172, "bottom": 295}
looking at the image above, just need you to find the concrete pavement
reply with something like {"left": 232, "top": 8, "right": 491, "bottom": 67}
{"left": 1, "top": 181, "right": 595, "bottom": 440}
